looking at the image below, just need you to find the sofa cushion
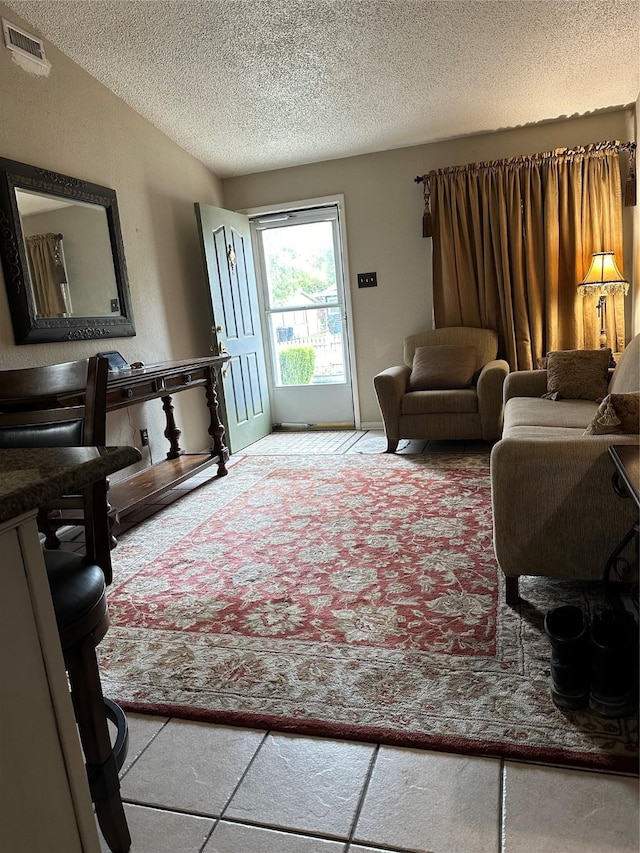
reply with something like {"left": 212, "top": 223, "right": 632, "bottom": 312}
{"left": 502, "top": 424, "right": 593, "bottom": 440}
{"left": 584, "top": 392, "right": 640, "bottom": 435}
{"left": 503, "top": 397, "right": 598, "bottom": 434}
{"left": 407, "top": 345, "right": 477, "bottom": 391}
{"left": 402, "top": 388, "right": 478, "bottom": 415}
{"left": 542, "top": 348, "right": 611, "bottom": 401}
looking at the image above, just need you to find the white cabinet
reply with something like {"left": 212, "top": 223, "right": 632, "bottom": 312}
{"left": 0, "top": 512, "right": 100, "bottom": 852}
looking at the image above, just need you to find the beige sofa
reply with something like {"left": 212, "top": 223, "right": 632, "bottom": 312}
{"left": 491, "top": 333, "right": 640, "bottom": 605}
{"left": 374, "top": 327, "right": 509, "bottom": 452}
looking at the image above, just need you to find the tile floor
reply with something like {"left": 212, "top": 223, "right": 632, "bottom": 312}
{"left": 95, "top": 431, "right": 638, "bottom": 853}
{"left": 99, "top": 713, "right": 638, "bottom": 853}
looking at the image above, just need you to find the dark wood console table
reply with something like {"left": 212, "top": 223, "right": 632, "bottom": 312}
{"left": 105, "top": 356, "right": 230, "bottom": 521}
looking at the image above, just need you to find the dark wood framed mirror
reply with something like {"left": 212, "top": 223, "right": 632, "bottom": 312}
{"left": 0, "top": 157, "right": 135, "bottom": 344}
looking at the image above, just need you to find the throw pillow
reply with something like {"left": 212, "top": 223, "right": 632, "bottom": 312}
{"left": 542, "top": 348, "right": 611, "bottom": 402}
{"left": 408, "top": 344, "right": 477, "bottom": 391}
{"left": 584, "top": 392, "right": 640, "bottom": 435}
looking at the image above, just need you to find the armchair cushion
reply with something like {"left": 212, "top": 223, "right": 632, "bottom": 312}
{"left": 407, "top": 344, "right": 477, "bottom": 391}
{"left": 402, "top": 388, "right": 478, "bottom": 415}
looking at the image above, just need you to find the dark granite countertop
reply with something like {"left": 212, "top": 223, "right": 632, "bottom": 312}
{"left": 0, "top": 446, "right": 141, "bottom": 524}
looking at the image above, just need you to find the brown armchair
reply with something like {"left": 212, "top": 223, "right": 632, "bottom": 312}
{"left": 374, "top": 327, "right": 509, "bottom": 452}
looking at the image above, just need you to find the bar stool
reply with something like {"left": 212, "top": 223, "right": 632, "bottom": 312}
{"left": 0, "top": 356, "right": 131, "bottom": 852}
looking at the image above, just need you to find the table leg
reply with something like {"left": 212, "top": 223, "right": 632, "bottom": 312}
{"left": 603, "top": 522, "right": 639, "bottom": 609}
{"left": 161, "top": 394, "right": 183, "bottom": 459}
{"left": 205, "top": 365, "right": 229, "bottom": 477}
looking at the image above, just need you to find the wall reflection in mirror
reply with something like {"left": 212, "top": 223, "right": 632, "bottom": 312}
{"left": 17, "top": 189, "right": 120, "bottom": 319}
{"left": 0, "top": 158, "right": 135, "bottom": 344}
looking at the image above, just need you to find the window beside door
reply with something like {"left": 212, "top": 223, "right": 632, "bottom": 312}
{"left": 255, "top": 214, "right": 347, "bottom": 387}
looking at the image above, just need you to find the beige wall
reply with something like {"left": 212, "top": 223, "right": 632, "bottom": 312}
{"left": 223, "top": 109, "right": 637, "bottom": 426}
{"left": 0, "top": 2, "right": 224, "bottom": 467}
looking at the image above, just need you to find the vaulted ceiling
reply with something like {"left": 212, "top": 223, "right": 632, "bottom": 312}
{"left": 5, "top": 1, "right": 639, "bottom": 177}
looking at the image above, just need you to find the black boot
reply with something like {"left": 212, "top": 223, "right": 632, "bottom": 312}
{"left": 544, "top": 605, "right": 590, "bottom": 710}
{"left": 589, "top": 609, "right": 639, "bottom": 718}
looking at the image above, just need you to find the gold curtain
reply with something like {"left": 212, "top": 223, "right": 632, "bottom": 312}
{"left": 429, "top": 145, "right": 626, "bottom": 369}
{"left": 25, "top": 233, "right": 69, "bottom": 317}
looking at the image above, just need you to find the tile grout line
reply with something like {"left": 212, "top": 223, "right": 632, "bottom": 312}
{"left": 345, "top": 743, "right": 381, "bottom": 847}
{"left": 216, "top": 728, "right": 271, "bottom": 817}
{"left": 198, "top": 812, "right": 219, "bottom": 853}
{"left": 499, "top": 759, "right": 507, "bottom": 853}
{"left": 206, "top": 813, "right": 353, "bottom": 845}
{"left": 120, "top": 724, "right": 271, "bottom": 848}
{"left": 119, "top": 716, "right": 172, "bottom": 781}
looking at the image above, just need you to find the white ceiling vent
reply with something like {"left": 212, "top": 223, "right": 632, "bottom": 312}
{"left": 2, "top": 18, "right": 50, "bottom": 75}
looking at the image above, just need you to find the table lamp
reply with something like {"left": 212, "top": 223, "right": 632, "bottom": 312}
{"left": 577, "top": 251, "right": 629, "bottom": 349}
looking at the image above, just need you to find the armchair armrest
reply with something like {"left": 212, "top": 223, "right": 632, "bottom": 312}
{"left": 476, "top": 359, "right": 510, "bottom": 440}
{"left": 503, "top": 369, "right": 547, "bottom": 402}
{"left": 373, "top": 365, "right": 411, "bottom": 439}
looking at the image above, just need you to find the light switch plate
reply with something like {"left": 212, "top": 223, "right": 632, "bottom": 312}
{"left": 357, "top": 272, "right": 377, "bottom": 288}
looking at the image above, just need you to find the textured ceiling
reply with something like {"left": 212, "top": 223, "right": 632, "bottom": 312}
{"left": 5, "top": 1, "right": 639, "bottom": 177}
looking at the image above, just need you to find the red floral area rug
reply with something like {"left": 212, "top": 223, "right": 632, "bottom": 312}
{"left": 100, "top": 453, "right": 638, "bottom": 774}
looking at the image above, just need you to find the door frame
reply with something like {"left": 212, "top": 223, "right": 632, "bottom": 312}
{"left": 240, "top": 194, "right": 361, "bottom": 430}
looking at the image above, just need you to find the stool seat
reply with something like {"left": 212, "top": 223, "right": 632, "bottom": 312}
{"left": 45, "top": 551, "right": 109, "bottom": 649}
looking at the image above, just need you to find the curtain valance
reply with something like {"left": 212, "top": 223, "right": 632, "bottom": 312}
{"left": 416, "top": 140, "right": 636, "bottom": 237}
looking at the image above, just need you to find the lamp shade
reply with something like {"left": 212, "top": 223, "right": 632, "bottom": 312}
{"left": 577, "top": 252, "right": 629, "bottom": 297}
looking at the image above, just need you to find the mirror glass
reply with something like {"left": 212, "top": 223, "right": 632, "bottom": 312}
{"left": 0, "top": 158, "right": 135, "bottom": 344}
{"left": 16, "top": 189, "right": 120, "bottom": 318}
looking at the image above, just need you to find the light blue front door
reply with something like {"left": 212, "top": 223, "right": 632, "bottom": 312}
{"left": 195, "top": 203, "right": 271, "bottom": 453}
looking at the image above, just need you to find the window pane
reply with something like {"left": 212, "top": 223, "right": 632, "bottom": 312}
{"left": 262, "top": 221, "right": 337, "bottom": 310}
{"left": 270, "top": 309, "right": 345, "bottom": 386}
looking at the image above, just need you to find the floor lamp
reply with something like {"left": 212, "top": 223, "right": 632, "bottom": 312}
{"left": 577, "top": 252, "right": 629, "bottom": 349}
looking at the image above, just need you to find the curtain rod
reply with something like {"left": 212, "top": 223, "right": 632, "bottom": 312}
{"left": 413, "top": 140, "right": 636, "bottom": 184}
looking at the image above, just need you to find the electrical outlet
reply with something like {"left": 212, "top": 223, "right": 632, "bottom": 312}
{"left": 110, "top": 298, "right": 120, "bottom": 312}
{"left": 140, "top": 428, "right": 149, "bottom": 446}
{"left": 357, "top": 272, "right": 377, "bottom": 288}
